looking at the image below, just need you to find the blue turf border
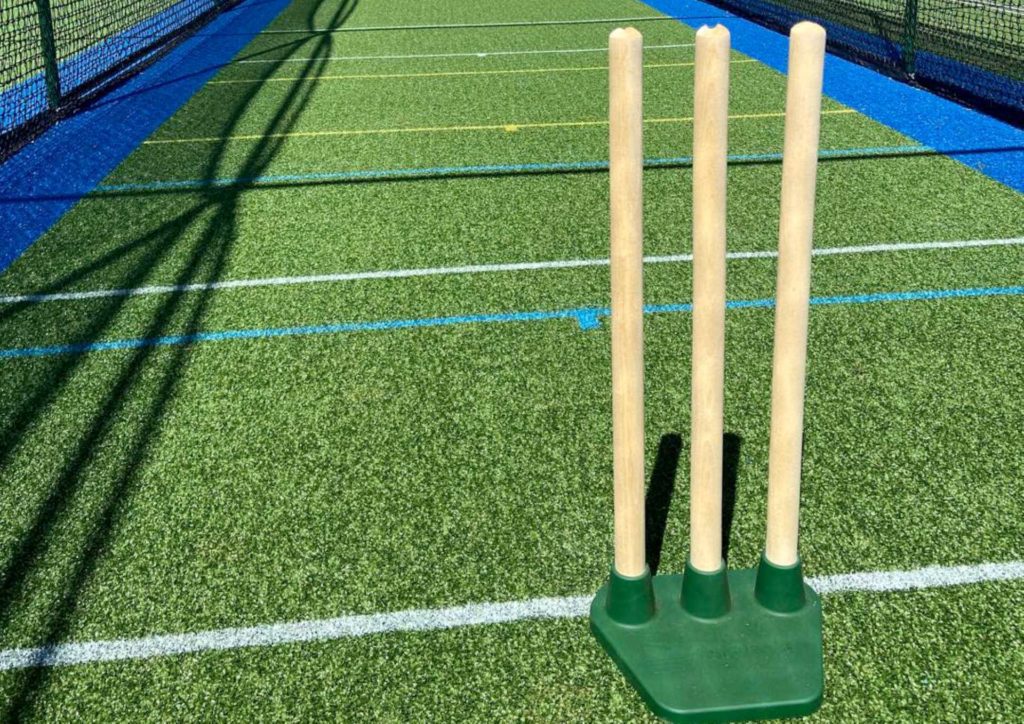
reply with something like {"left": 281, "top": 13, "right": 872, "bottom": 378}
{"left": 641, "top": 0, "right": 1024, "bottom": 193}
{"left": 0, "top": 0, "right": 292, "bottom": 273}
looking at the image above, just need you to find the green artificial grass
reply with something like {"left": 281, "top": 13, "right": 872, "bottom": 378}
{"left": 0, "top": 0, "right": 1022, "bottom": 720}
{"left": 8, "top": 582, "right": 1023, "bottom": 721}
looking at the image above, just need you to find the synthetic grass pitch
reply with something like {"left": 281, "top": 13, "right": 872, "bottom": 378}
{"left": 0, "top": 0, "right": 1022, "bottom": 720}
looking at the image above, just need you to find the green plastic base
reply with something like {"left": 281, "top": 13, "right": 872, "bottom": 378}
{"left": 591, "top": 556, "right": 823, "bottom": 722}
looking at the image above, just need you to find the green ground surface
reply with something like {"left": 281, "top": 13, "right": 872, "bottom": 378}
{"left": 0, "top": 0, "right": 1023, "bottom": 720}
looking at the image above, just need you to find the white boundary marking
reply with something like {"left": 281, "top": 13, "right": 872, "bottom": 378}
{"left": 811, "top": 560, "right": 1024, "bottom": 594}
{"left": 2, "top": 237, "right": 1021, "bottom": 306}
{"left": 0, "top": 559, "right": 1020, "bottom": 671}
{"left": 236, "top": 43, "right": 696, "bottom": 64}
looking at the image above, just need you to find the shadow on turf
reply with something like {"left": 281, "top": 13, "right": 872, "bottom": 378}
{"left": 0, "top": 0, "right": 360, "bottom": 717}
{"left": 645, "top": 432, "right": 742, "bottom": 575}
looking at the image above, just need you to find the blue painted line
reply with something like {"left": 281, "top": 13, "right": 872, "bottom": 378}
{"left": 576, "top": 308, "right": 604, "bottom": 330}
{"left": 1, "top": 284, "right": 1020, "bottom": 360}
{"left": 809, "top": 286, "right": 1024, "bottom": 307}
{"left": 0, "top": 308, "right": 587, "bottom": 359}
{"left": 96, "top": 159, "right": 612, "bottom": 193}
{"left": 73, "top": 144, "right": 927, "bottom": 196}
{"left": 641, "top": 0, "right": 1024, "bottom": 192}
{"left": 0, "top": 0, "right": 293, "bottom": 274}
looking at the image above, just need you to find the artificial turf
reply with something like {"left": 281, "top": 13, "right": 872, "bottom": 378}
{"left": 8, "top": 582, "right": 1024, "bottom": 721}
{"left": 0, "top": 0, "right": 1022, "bottom": 720}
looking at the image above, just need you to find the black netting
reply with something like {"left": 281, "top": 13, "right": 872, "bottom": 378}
{"left": 704, "top": 0, "right": 1023, "bottom": 123}
{"left": 1, "top": 0, "right": 236, "bottom": 161}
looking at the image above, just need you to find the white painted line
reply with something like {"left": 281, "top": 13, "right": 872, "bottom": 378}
{"left": 236, "top": 43, "right": 696, "bottom": 64}
{"left": 812, "top": 560, "right": 1024, "bottom": 594}
{"left": 3, "top": 237, "right": 1019, "bottom": 304}
{"left": 260, "top": 16, "right": 690, "bottom": 34}
{"left": 0, "top": 559, "right": 1020, "bottom": 671}
{"left": 0, "top": 595, "right": 592, "bottom": 672}
{"left": 806, "top": 237, "right": 1024, "bottom": 256}
{"left": 2, "top": 237, "right": 1021, "bottom": 306}
{"left": 0, "top": 259, "right": 609, "bottom": 304}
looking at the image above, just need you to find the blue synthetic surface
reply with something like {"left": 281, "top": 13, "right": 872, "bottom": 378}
{"left": 2, "top": 283, "right": 1021, "bottom": 359}
{"left": 0, "top": 0, "right": 292, "bottom": 273}
{"left": 642, "top": 0, "right": 1024, "bottom": 193}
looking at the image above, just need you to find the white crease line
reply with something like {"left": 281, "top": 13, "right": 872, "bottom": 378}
{"left": 2, "top": 237, "right": 1021, "bottom": 306}
{"left": 235, "top": 43, "right": 696, "bottom": 63}
{"left": 0, "top": 596, "right": 592, "bottom": 672}
{"left": 0, "top": 560, "right": 1021, "bottom": 671}
{"left": 811, "top": 560, "right": 1024, "bottom": 594}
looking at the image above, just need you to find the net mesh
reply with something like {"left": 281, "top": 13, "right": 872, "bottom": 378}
{"left": 706, "top": 0, "right": 1023, "bottom": 122}
{"left": 1, "top": 0, "right": 234, "bottom": 161}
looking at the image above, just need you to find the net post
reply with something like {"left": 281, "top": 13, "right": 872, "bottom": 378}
{"left": 33, "top": 0, "right": 62, "bottom": 109}
{"left": 608, "top": 27, "right": 646, "bottom": 580}
{"left": 901, "top": 0, "right": 920, "bottom": 76}
{"left": 764, "top": 21, "right": 825, "bottom": 568}
{"left": 689, "top": 24, "right": 730, "bottom": 575}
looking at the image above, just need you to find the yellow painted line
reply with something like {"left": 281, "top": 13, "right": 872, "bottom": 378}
{"left": 208, "top": 60, "right": 759, "bottom": 84}
{"left": 144, "top": 109, "right": 857, "bottom": 145}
